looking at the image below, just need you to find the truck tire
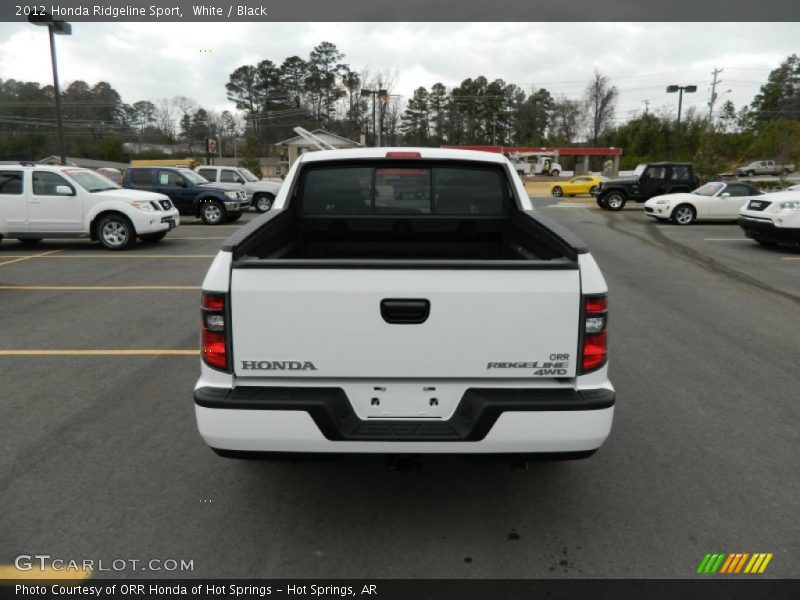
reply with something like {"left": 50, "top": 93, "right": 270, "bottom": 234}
{"left": 782, "top": 168, "right": 791, "bottom": 176}
{"left": 200, "top": 200, "right": 226, "bottom": 225}
{"left": 671, "top": 204, "right": 696, "bottom": 225}
{"left": 552, "top": 186, "right": 563, "bottom": 197}
{"left": 551, "top": 169, "right": 560, "bottom": 177}
{"left": 605, "top": 191, "right": 626, "bottom": 211}
{"left": 746, "top": 170, "right": 755, "bottom": 177}
{"left": 140, "top": 231, "right": 167, "bottom": 243}
{"left": 253, "top": 193, "right": 274, "bottom": 213}
{"left": 96, "top": 213, "right": 136, "bottom": 250}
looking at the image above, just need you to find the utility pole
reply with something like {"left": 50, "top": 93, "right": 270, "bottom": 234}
{"left": 707, "top": 68, "right": 723, "bottom": 126}
{"left": 643, "top": 99, "right": 650, "bottom": 115}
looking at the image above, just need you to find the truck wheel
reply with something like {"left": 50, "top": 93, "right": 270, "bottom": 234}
{"left": 551, "top": 169, "right": 560, "bottom": 177}
{"left": 605, "top": 192, "right": 626, "bottom": 211}
{"left": 782, "top": 168, "right": 791, "bottom": 176}
{"left": 671, "top": 204, "right": 696, "bottom": 225}
{"left": 552, "top": 186, "right": 563, "bottom": 197}
{"left": 253, "top": 193, "right": 274, "bottom": 213}
{"left": 96, "top": 213, "right": 136, "bottom": 250}
{"left": 746, "top": 170, "right": 754, "bottom": 177}
{"left": 200, "top": 200, "right": 226, "bottom": 225}
{"left": 140, "top": 231, "right": 167, "bottom": 243}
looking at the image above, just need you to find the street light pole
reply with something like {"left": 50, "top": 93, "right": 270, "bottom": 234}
{"left": 30, "top": 13, "right": 71, "bottom": 165}
{"left": 360, "top": 89, "right": 388, "bottom": 147}
{"left": 666, "top": 84, "right": 697, "bottom": 160}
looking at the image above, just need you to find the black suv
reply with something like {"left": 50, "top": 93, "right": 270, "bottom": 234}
{"left": 593, "top": 162, "right": 697, "bottom": 211}
{"left": 122, "top": 167, "right": 250, "bottom": 224}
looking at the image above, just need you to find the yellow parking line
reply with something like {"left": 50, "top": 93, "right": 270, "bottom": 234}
{"left": 0, "top": 249, "right": 62, "bottom": 268}
{"left": 0, "top": 349, "right": 199, "bottom": 356}
{"left": 0, "top": 285, "right": 201, "bottom": 291}
{"left": 28, "top": 254, "right": 215, "bottom": 259}
{"left": 782, "top": 257, "right": 800, "bottom": 261}
{"left": 169, "top": 237, "right": 227, "bottom": 240}
{"left": 0, "top": 565, "right": 91, "bottom": 580}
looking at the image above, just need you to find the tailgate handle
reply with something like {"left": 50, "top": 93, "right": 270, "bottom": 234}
{"left": 380, "top": 299, "right": 430, "bottom": 324}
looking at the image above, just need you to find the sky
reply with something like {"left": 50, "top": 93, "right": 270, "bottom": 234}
{"left": 0, "top": 21, "right": 797, "bottom": 124}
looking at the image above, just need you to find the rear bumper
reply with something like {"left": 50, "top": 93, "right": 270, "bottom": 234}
{"left": 194, "top": 386, "right": 615, "bottom": 454}
{"left": 738, "top": 216, "right": 800, "bottom": 244}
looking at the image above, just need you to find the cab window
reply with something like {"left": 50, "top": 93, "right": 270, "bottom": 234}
{"left": 220, "top": 170, "right": 244, "bottom": 184}
{"left": 32, "top": 171, "right": 73, "bottom": 195}
{"left": 157, "top": 170, "right": 185, "bottom": 186}
{"left": 672, "top": 165, "right": 691, "bottom": 181}
{"left": 0, "top": 170, "right": 23, "bottom": 194}
{"left": 644, "top": 166, "right": 666, "bottom": 179}
{"left": 197, "top": 169, "right": 217, "bottom": 181}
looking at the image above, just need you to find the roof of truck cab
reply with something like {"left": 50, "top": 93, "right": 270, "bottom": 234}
{"left": 297, "top": 147, "right": 510, "bottom": 164}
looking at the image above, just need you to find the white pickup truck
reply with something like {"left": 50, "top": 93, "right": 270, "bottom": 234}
{"left": 194, "top": 165, "right": 282, "bottom": 213}
{"left": 0, "top": 164, "right": 179, "bottom": 250}
{"left": 194, "top": 148, "right": 614, "bottom": 460}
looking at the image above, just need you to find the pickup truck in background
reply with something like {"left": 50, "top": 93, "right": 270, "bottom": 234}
{"left": 736, "top": 160, "right": 796, "bottom": 177}
{"left": 194, "top": 148, "right": 615, "bottom": 461}
{"left": 194, "top": 165, "right": 282, "bottom": 213}
{"left": 122, "top": 167, "right": 250, "bottom": 225}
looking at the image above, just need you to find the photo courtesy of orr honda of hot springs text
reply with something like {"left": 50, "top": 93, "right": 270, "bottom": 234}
{"left": 194, "top": 148, "right": 614, "bottom": 460}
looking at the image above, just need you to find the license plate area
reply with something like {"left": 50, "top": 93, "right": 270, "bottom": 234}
{"left": 347, "top": 382, "right": 458, "bottom": 420}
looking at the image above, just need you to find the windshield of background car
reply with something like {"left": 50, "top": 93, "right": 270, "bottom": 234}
{"left": 65, "top": 169, "right": 120, "bottom": 192}
{"left": 181, "top": 170, "right": 209, "bottom": 184}
{"left": 693, "top": 182, "right": 725, "bottom": 196}
{"left": 300, "top": 163, "right": 508, "bottom": 215}
{"left": 240, "top": 169, "right": 259, "bottom": 182}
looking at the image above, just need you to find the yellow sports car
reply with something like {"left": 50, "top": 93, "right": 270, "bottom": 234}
{"left": 550, "top": 175, "right": 607, "bottom": 198}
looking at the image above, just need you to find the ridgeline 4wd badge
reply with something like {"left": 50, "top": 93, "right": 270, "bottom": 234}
{"left": 487, "top": 355, "right": 570, "bottom": 376}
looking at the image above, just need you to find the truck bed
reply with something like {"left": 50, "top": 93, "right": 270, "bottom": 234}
{"left": 226, "top": 209, "right": 585, "bottom": 265}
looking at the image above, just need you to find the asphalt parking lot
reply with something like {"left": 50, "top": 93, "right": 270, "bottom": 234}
{"left": 1, "top": 204, "right": 798, "bottom": 579}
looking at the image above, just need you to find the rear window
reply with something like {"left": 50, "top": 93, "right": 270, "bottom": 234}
{"left": 0, "top": 170, "right": 23, "bottom": 194}
{"left": 197, "top": 169, "right": 217, "bottom": 181}
{"left": 128, "top": 170, "right": 152, "bottom": 186}
{"left": 301, "top": 164, "right": 508, "bottom": 215}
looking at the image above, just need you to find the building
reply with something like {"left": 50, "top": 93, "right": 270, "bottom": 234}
{"left": 37, "top": 155, "right": 129, "bottom": 170}
{"left": 444, "top": 146, "right": 623, "bottom": 176}
{"left": 275, "top": 129, "right": 361, "bottom": 173}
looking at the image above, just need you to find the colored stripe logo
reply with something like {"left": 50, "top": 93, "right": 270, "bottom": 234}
{"left": 696, "top": 552, "right": 773, "bottom": 574}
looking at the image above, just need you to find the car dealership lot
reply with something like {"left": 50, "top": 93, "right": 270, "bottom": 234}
{"left": 1, "top": 206, "right": 798, "bottom": 579}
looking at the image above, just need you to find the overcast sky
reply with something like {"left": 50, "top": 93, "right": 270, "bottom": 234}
{"left": 0, "top": 21, "right": 797, "bottom": 122}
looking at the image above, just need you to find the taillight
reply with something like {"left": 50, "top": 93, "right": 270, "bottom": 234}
{"left": 201, "top": 292, "right": 228, "bottom": 371}
{"left": 581, "top": 294, "right": 608, "bottom": 373}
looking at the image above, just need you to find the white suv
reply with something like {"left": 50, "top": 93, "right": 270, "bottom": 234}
{"left": 0, "top": 164, "right": 180, "bottom": 250}
{"left": 194, "top": 165, "right": 282, "bottom": 212}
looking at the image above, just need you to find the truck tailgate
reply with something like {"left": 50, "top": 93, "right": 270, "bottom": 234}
{"left": 231, "top": 268, "right": 581, "bottom": 379}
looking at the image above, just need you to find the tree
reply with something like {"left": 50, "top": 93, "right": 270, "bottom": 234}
{"left": 549, "top": 96, "right": 582, "bottom": 145}
{"left": 400, "top": 87, "right": 430, "bottom": 145}
{"left": 239, "top": 136, "right": 262, "bottom": 178}
{"left": 428, "top": 83, "right": 448, "bottom": 144}
{"left": 226, "top": 65, "right": 264, "bottom": 137}
{"left": 516, "top": 88, "right": 553, "bottom": 145}
{"left": 305, "top": 41, "right": 347, "bottom": 125}
{"left": 584, "top": 69, "right": 618, "bottom": 146}
{"left": 279, "top": 56, "right": 308, "bottom": 109}
{"left": 749, "top": 54, "right": 800, "bottom": 126}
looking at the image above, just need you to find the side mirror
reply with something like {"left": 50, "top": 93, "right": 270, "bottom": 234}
{"left": 56, "top": 185, "right": 74, "bottom": 196}
{"left": 720, "top": 192, "right": 731, "bottom": 198}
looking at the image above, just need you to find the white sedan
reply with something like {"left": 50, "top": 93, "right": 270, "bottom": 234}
{"left": 644, "top": 181, "right": 763, "bottom": 225}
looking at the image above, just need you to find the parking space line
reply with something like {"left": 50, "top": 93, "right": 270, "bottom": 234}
{"left": 0, "top": 285, "right": 201, "bottom": 291}
{"left": 704, "top": 238, "right": 751, "bottom": 241}
{"left": 781, "top": 257, "right": 800, "bottom": 261}
{"left": 24, "top": 254, "right": 216, "bottom": 259}
{"left": 0, "top": 349, "right": 199, "bottom": 356}
{"left": 168, "top": 237, "right": 227, "bottom": 240}
{"left": 0, "top": 565, "right": 91, "bottom": 580}
{"left": 0, "top": 249, "right": 62, "bottom": 268}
